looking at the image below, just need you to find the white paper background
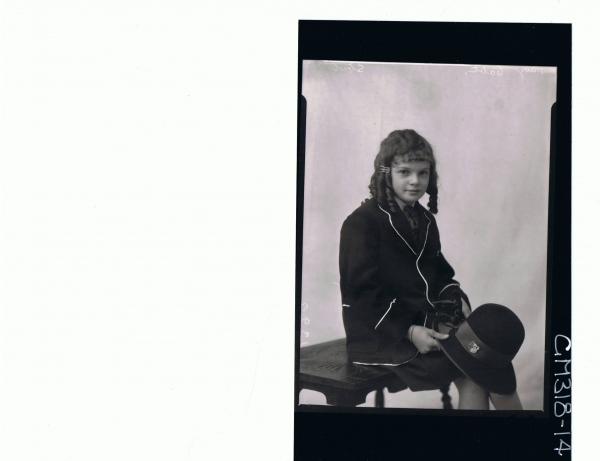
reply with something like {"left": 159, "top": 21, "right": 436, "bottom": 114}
{"left": 299, "top": 61, "right": 556, "bottom": 410}
{"left": 0, "top": 1, "right": 596, "bottom": 460}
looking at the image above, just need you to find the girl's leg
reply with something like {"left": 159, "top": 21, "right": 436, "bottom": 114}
{"left": 454, "top": 376, "right": 489, "bottom": 410}
{"left": 489, "top": 391, "right": 523, "bottom": 410}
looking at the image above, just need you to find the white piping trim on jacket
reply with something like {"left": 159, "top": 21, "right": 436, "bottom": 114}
{"left": 438, "top": 283, "right": 460, "bottom": 296}
{"left": 377, "top": 205, "right": 417, "bottom": 255}
{"left": 416, "top": 214, "right": 434, "bottom": 307}
{"left": 374, "top": 298, "right": 396, "bottom": 330}
{"left": 342, "top": 304, "right": 350, "bottom": 308}
{"left": 364, "top": 207, "right": 437, "bottom": 367}
{"left": 377, "top": 205, "right": 433, "bottom": 306}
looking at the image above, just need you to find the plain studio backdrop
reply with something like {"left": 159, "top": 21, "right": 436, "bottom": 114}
{"left": 299, "top": 61, "right": 557, "bottom": 410}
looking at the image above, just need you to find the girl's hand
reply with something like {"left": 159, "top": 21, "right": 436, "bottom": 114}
{"left": 408, "top": 325, "right": 449, "bottom": 354}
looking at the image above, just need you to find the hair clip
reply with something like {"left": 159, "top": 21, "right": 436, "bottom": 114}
{"left": 379, "top": 166, "right": 390, "bottom": 174}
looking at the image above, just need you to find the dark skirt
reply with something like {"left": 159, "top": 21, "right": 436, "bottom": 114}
{"left": 382, "top": 351, "right": 464, "bottom": 392}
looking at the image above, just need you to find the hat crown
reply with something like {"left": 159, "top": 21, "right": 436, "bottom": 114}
{"left": 466, "top": 304, "right": 525, "bottom": 358}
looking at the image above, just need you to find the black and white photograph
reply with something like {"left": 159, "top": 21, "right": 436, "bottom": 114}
{"left": 297, "top": 59, "right": 556, "bottom": 411}
{"left": 4, "top": 4, "right": 591, "bottom": 460}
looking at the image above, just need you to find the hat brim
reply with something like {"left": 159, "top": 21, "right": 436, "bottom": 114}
{"left": 438, "top": 328, "right": 517, "bottom": 395}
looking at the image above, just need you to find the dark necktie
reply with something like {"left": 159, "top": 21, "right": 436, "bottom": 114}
{"left": 403, "top": 205, "right": 419, "bottom": 243}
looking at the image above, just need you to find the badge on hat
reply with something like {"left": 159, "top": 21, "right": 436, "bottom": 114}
{"left": 468, "top": 341, "right": 480, "bottom": 354}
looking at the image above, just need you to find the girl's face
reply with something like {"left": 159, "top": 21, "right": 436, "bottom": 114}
{"left": 390, "top": 158, "right": 430, "bottom": 205}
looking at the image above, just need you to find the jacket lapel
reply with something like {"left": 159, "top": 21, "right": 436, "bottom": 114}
{"left": 377, "top": 204, "right": 418, "bottom": 255}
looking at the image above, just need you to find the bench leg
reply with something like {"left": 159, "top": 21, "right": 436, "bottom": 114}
{"left": 440, "top": 384, "right": 453, "bottom": 410}
{"left": 375, "top": 388, "right": 385, "bottom": 408}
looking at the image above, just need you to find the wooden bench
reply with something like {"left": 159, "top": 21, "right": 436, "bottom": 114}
{"left": 298, "top": 338, "right": 452, "bottom": 409}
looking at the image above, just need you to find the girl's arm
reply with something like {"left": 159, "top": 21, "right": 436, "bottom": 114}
{"left": 435, "top": 251, "right": 471, "bottom": 313}
{"left": 339, "top": 213, "right": 414, "bottom": 343}
{"left": 425, "top": 213, "right": 471, "bottom": 311}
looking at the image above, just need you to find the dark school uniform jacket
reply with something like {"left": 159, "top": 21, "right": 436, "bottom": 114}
{"left": 339, "top": 198, "right": 470, "bottom": 366}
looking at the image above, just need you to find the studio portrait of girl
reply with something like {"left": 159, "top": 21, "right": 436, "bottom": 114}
{"left": 339, "top": 129, "right": 524, "bottom": 410}
{"left": 298, "top": 60, "right": 556, "bottom": 410}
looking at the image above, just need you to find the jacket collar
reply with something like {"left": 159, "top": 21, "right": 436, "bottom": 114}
{"left": 377, "top": 201, "right": 431, "bottom": 256}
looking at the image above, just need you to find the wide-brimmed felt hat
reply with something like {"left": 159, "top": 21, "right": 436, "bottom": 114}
{"left": 438, "top": 303, "right": 525, "bottom": 395}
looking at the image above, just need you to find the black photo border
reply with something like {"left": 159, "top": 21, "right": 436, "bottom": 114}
{"left": 295, "top": 21, "right": 571, "bottom": 461}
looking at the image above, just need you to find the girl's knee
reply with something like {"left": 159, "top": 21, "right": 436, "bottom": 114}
{"left": 453, "top": 375, "right": 471, "bottom": 391}
{"left": 453, "top": 376, "right": 466, "bottom": 390}
{"left": 453, "top": 376, "right": 490, "bottom": 410}
{"left": 454, "top": 376, "right": 487, "bottom": 394}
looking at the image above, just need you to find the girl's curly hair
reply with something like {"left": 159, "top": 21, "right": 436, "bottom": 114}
{"left": 368, "top": 129, "right": 438, "bottom": 214}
